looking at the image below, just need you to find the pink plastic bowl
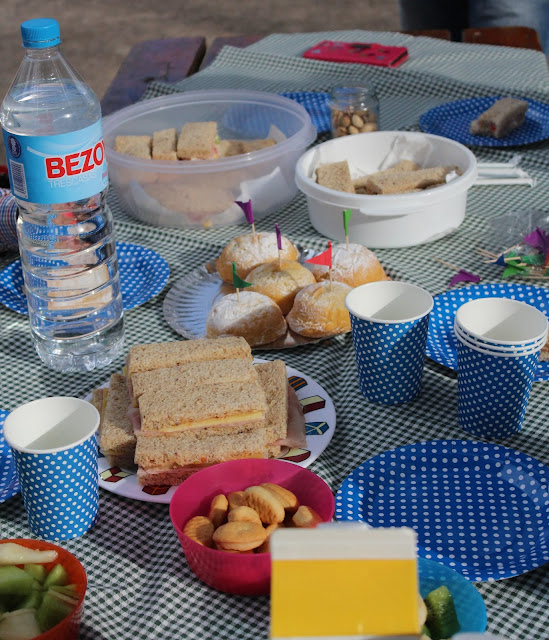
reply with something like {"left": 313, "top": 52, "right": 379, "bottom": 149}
{"left": 169, "top": 458, "right": 335, "bottom": 595}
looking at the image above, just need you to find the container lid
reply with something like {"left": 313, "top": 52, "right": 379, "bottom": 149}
{"left": 21, "top": 18, "right": 61, "bottom": 49}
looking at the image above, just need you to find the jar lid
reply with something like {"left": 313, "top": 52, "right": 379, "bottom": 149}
{"left": 21, "top": 18, "right": 61, "bottom": 49}
{"left": 331, "top": 85, "right": 378, "bottom": 101}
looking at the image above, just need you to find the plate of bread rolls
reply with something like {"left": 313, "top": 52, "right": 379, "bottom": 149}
{"left": 163, "top": 229, "right": 390, "bottom": 349}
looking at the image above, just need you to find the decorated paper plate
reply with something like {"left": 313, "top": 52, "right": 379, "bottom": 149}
{"left": 419, "top": 96, "right": 549, "bottom": 147}
{"left": 94, "top": 360, "right": 336, "bottom": 504}
{"left": 0, "top": 242, "right": 169, "bottom": 314}
{"left": 162, "top": 248, "right": 339, "bottom": 350}
{"left": 335, "top": 440, "right": 549, "bottom": 581}
{"left": 426, "top": 283, "right": 549, "bottom": 381}
{"left": 0, "top": 409, "right": 19, "bottom": 503}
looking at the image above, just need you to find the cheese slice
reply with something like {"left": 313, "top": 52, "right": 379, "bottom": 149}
{"left": 142, "top": 410, "right": 264, "bottom": 433}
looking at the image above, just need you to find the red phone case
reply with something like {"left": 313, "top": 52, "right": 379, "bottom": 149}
{"left": 302, "top": 40, "right": 409, "bottom": 68}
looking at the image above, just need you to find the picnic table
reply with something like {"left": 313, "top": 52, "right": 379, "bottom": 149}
{"left": 101, "top": 28, "right": 543, "bottom": 114}
{"left": 2, "top": 26, "right": 549, "bottom": 640}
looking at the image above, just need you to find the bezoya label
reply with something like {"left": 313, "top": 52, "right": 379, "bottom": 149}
{"left": 2, "top": 121, "right": 108, "bottom": 204}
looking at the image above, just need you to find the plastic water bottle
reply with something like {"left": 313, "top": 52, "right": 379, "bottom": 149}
{"left": 1, "top": 18, "right": 124, "bottom": 372}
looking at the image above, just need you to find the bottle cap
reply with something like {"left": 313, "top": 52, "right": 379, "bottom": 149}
{"left": 21, "top": 18, "right": 61, "bottom": 49}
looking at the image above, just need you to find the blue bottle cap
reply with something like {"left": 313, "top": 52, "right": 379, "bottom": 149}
{"left": 21, "top": 18, "right": 61, "bottom": 49}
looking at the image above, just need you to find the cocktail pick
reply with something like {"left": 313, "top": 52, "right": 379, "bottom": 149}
{"left": 275, "top": 223, "right": 282, "bottom": 269}
{"left": 342, "top": 209, "right": 352, "bottom": 251}
{"left": 235, "top": 200, "right": 255, "bottom": 236}
{"left": 232, "top": 261, "right": 252, "bottom": 302}
{"left": 434, "top": 258, "right": 481, "bottom": 287}
{"left": 306, "top": 241, "right": 333, "bottom": 288}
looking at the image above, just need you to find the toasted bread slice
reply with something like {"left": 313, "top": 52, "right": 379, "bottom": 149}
{"left": 130, "top": 357, "right": 258, "bottom": 406}
{"left": 152, "top": 128, "right": 178, "bottom": 161}
{"left": 177, "top": 121, "right": 218, "bottom": 160}
{"left": 316, "top": 161, "right": 354, "bottom": 193}
{"left": 114, "top": 135, "right": 151, "bottom": 159}
{"left": 255, "top": 360, "right": 288, "bottom": 458}
{"left": 98, "top": 373, "right": 136, "bottom": 467}
{"left": 126, "top": 337, "right": 251, "bottom": 380}
{"left": 138, "top": 379, "right": 267, "bottom": 433}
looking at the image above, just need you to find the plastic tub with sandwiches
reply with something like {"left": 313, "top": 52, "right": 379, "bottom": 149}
{"left": 295, "top": 130, "right": 477, "bottom": 248}
{"left": 103, "top": 89, "right": 317, "bottom": 229}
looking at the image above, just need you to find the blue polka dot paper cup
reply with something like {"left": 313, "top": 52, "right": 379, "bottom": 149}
{"left": 455, "top": 332, "right": 543, "bottom": 439}
{"left": 3, "top": 397, "right": 100, "bottom": 541}
{"left": 345, "top": 282, "right": 433, "bottom": 405}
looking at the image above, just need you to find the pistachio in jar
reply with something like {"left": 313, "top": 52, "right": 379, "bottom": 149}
{"left": 329, "top": 86, "right": 379, "bottom": 137}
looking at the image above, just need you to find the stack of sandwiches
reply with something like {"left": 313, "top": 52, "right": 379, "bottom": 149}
{"left": 114, "top": 121, "right": 277, "bottom": 162}
{"left": 92, "top": 337, "right": 291, "bottom": 486}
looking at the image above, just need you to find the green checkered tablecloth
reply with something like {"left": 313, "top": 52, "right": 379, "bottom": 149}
{"left": 2, "top": 30, "right": 549, "bottom": 639}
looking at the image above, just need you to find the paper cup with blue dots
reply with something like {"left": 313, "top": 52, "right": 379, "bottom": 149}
{"left": 455, "top": 297, "right": 548, "bottom": 438}
{"left": 3, "top": 397, "right": 100, "bottom": 541}
{"left": 345, "top": 281, "right": 434, "bottom": 405}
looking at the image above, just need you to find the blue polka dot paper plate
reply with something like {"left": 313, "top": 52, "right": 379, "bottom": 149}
{"left": 0, "top": 242, "right": 169, "bottom": 315}
{"left": 335, "top": 440, "right": 549, "bottom": 581}
{"left": 0, "top": 409, "right": 19, "bottom": 503}
{"left": 426, "top": 283, "right": 549, "bottom": 382}
{"left": 419, "top": 96, "right": 549, "bottom": 147}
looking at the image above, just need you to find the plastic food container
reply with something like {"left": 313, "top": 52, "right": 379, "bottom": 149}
{"left": 0, "top": 539, "right": 87, "bottom": 640}
{"left": 295, "top": 131, "right": 477, "bottom": 248}
{"left": 169, "top": 458, "right": 335, "bottom": 595}
{"left": 103, "top": 90, "right": 317, "bottom": 229}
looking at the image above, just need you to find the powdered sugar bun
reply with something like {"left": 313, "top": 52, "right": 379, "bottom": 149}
{"left": 311, "top": 243, "right": 388, "bottom": 288}
{"left": 286, "top": 280, "right": 352, "bottom": 338}
{"left": 206, "top": 291, "right": 287, "bottom": 347}
{"left": 247, "top": 259, "right": 316, "bottom": 315}
{"left": 216, "top": 232, "right": 299, "bottom": 283}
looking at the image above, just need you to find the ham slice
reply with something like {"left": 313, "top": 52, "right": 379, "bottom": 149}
{"left": 273, "top": 385, "right": 307, "bottom": 449}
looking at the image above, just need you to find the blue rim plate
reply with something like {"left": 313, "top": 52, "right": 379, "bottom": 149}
{"left": 418, "top": 558, "right": 486, "bottom": 633}
{"left": 419, "top": 96, "right": 549, "bottom": 147}
{"left": 0, "top": 409, "right": 19, "bottom": 503}
{"left": 335, "top": 440, "right": 549, "bottom": 581}
{"left": 0, "top": 242, "right": 169, "bottom": 315}
{"left": 426, "top": 283, "right": 549, "bottom": 382}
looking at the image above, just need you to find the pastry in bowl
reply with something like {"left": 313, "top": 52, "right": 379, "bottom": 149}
{"left": 286, "top": 280, "right": 352, "bottom": 338}
{"left": 247, "top": 260, "right": 316, "bottom": 315}
{"left": 206, "top": 291, "right": 287, "bottom": 346}
{"left": 311, "top": 242, "right": 388, "bottom": 288}
{"left": 216, "top": 232, "right": 299, "bottom": 283}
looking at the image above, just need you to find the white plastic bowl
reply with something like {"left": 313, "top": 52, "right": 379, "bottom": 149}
{"left": 103, "top": 90, "right": 317, "bottom": 229}
{"left": 295, "top": 131, "right": 477, "bottom": 248}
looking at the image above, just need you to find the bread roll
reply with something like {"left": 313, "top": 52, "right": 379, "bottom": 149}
{"left": 216, "top": 232, "right": 299, "bottom": 283}
{"left": 311, "top": 243, "right": 388, "bottom": 288}
{"left": 286, "top": 281, "right": 352, "bottom": 338}
{"left": 247, "top": 260, "right": 316, "bottom": 315}
{"left": 206, "top": 291, "right": 287, "bottom": 347}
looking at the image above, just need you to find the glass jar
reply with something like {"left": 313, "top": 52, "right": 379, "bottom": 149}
{"left": 328, "top": 85, "right": 379, "bottom": 138}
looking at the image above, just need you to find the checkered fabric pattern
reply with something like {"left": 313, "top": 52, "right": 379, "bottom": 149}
{"left": 2, "top": 31, "right": 549, "bottom": 640}
{"left": 0, "top": 188, "right": 18, "bottom": 252}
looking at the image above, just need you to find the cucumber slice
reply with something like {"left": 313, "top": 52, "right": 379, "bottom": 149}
{"left": 43, "top": 564, "right": 69, "bottom": 588}
{"left": 0, "top": 567, "right": 34, "bottom": 596}
{"left": 424, "top": 585, "right": 460, "bottom": 640}
{"left": 22, "top": 564, "right": 47, "bottom": 584}
{"left": 48, "top": 585, "right": 79, "bottom": 600}
{"left": 19, "top": 587, "right": 43, "bottom": 611}
{"left": 35, "top": 590, "right": 75, "bottom": 633}
{"left": 0, "top": 608, "right": 41, "bottom": 640}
